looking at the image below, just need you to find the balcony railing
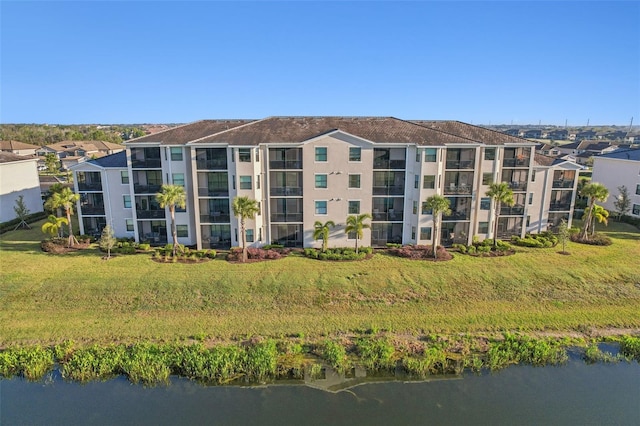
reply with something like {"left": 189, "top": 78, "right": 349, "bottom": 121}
{"left": 372, "top": 211, "right": 404, "bottom": 221}
{"left": 502, "top": 158, "right": 529, "bottom": 168}
{"left": 552, "top": 180, "right": 574, "bottom": 189}
{"left": 549, "top": 203, "right": 572, "bottom": 211}
{"left": 133, "top": 184, "right": 162, "bottom": 194}
{"left": 373, "top": 160, "right": 406, "bottom": 169}
{"left": 270, "top": 186, "right": 303, "bottom": 196}
{"left": 198, "top": 187, "right": 229, "bottom": 197}
{"left": 131, "top": 159, "right": 162, "bottom": 169}
{"left": 497, "top": 230, "right": 520, "bottom": 239}
{"left": 77, "top": 182, "right": 103, "bottom": 191}
{"left": 270, "top": 213, "right": 303, "bottom": 222}
{"left": 196, "top": 159, "right": 227, "bottom": 170}
{"left": 508, "top": 181, "right": 528, "bottom": 192}
{"left": 372, "top": 185, "right": 404, "bottom": 195}
{"left": 445, "top": 160, "right": 474, "bottom": 169}
{"left": 500, "top": 205, "right": 525, "bottom": 216}
{"left": 136, "top": 210, "right": 166, "bottom": 219}
{"left": 269, "top": 160, "right": 302, "bottom": 170}
{"left": 200, "top": 214, "right": 231, "bottom": 223}
{"left": 443, "top": 211, "right": 470, "bottom": 221}
{"left": 444, "top": 184, "right": 472, "bottom": 195}
{"left": 81, "top": 205, "right": 105, "bottom": 215}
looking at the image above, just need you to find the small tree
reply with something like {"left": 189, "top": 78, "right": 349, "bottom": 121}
{"left": 313, "top": 220, "right": 335, "bottom": 253}
{"left": 46, "top": 187, "right": 80, "bottom": 247}
{"left": 579, "top": 183, "right": 609, "bottom": 240}
{"left": 232, "top": 196, "right": 260, "bottom": 263}
{"left": 486, "top": 182, "right": 515, "bottom": 248}
{"left": 588, "top": 204, "right": 609, "bottom": 236}
{"left": 41, "top": 215, "right": 68, "bottom": 239}
{"left": 613, "top": 185, "right": 631, "bottom": 220}
{"left": 99, "top": 224, "right": 117, "bottom": 259}
{"left": 345, "top": 213, "right": 372, "bottom": 254}
{"left": 557, "top": 219, "right": 570, "bottom": 255}
{"left": 13, "top": 195, "right": 31, "bottom": 230}
{"left": 156, "top": 184, "right": 187, "bottom": 257}
{"left": 424, "top": 195, "right": 451, "bottom": 259}
{"left": 44, "top": 153, "right": 59, "bottom": 173}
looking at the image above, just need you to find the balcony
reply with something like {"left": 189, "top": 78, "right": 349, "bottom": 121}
{"left": 136, "top": 209, "right": 166, "bottom": 219}
{"left": 444, "top": 184, "right": 472, "bottom": 195}
{"left": 549, "top": 203, "right": 572, "bottom": 211}
{"left": 200, "top": 213, "right": 231, "bottom": 223}
{"left": 500, "top": 205, "right": 525, "bottom": 216}
{"left": 131, "top": 158, "right": 162, "bottom": 169}
{"left": 372, "top": 210, "right": 404, "bottom": 222}
{"left": 269, "top": 160, "right": 302, "bottom": 170}
{"left": 443, "top": 210, "right": 470, "bottom": 221}
{"left": 497, "top": 230, "right": 520, "bottom": 239}
{"left": 134, "top": 184, "right": 162, "bottom": 194}
{"left": 81, "top": 205, "right": 105, "bottom": 215}
{"left": 508, "top": 181, "right": 528, "bottom": 192}
{"left": 553, "top": 180, "right": 574, "bottom": 189}
{"left": 196, "top": 159, "right": 227, "bottom": 170}
{"left": 445, "top": 160, "right": 474, "bottom": 170}
{"left": 502, "top": 158, "right": 529, "bottom": 168}
{"left": 270, "top": 213, "right": 303, "bottom": 222}
{"left": 198, "top": 187, "right": 229, "bottom": 197}
{"left": 77, "top": 182, "right": 103, "bottom": 191}
{"left": 372, "top": 185, "right": 404, "bottom": 196}
{"left": 270, "top": 186, "right": 303, "bottom": 196}
{"left": 373, "top": 159, "right": 406, "bottom": 170}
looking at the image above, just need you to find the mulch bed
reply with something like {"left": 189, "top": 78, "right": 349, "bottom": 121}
{"left": 388, "top": 245, "right": 454, "bottom": 261}
{"left": 41, "top": 239, "right": 91, "bottom": 254}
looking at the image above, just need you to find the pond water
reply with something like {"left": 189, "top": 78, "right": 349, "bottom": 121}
{"left": 1, "top": 355, "right": 639, "bottom": 425}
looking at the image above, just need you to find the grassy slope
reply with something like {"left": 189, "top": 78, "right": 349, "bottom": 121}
{"left": 1, "top": 221, "right": 639, "bottom": 346}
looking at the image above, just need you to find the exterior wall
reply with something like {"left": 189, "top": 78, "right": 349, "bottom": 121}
{"left": 104, "top": 168, "right": 134, "bottom": 238}
{"left": 592, "top": 156, "right": 640, "bottom": 218}
{"left": 0, "top": 158, "right": 43, "bottom": 222}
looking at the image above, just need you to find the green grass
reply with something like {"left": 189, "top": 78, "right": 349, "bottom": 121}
{"left": 1, "top": 220, "right": 639, "bottom": 346}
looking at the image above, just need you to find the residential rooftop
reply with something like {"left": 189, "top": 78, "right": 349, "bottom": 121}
{"left": 596, "top": 148, "right": 640, "bottom": 161}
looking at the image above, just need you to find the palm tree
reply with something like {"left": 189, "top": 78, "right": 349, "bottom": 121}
{"left": 46, "top": 187, "right": 80, "bottom": 247}
{"left": 232, "top": 196, "right": 260, "bottom": 263}
{"left": 313, "top": 220, "right": 335, "bottom": 253}
{"left": 486, "top": 182, "right": 515, "bottom": 248}
{"left": 586, "top": 204, "right": 609, "bottom": 236}
{"left": 424, "top": 195, "right": 452, "bottom": 259}
{"left": 156, "top": 184, "right": 187, "bottom": 257}
{"left": 579, "top": 183, "right": 609, "bottom": 240}
{"left": 41, "top": 214, "right": 68, "bottom": 238}
{"left": 345, "top": 213, "right": 372, "bottom": 254}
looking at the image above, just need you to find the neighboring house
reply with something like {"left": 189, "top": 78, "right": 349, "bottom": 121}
{"left": 36, "top": 140, "right": 125, "bottom": 169}
{"left": 0, "top": 152, "right": 44, "bottom": 223}
{"left": 39, "top": 175, "right": 72, "bottom": 201}
{"left": 519, "top": 129, "right": 542, "bottom": 139}
{"left": 576, "top": 130, "right": 597, "bottom": 140}
{"left": 591, "top": 149, "right": 640, "bottom": 218}
{"left": 555, "top": 141, "right": 617, "bottom": 162}
{"left": 626, "top": 133, "right": 640, "bottom": 144}
{"left": 546, "top": 129, "right": 569, "bottom": 140}
{"left": 536, "top": 143, "right": 561, "bottom": 157}
{"left": 0, "top": 140, "right": 40, "bottom": 156}
{"left": 597, "top": 130, "right": 627, "bottom": 141}
{"left": 503, "top": 129, "right": 520, "bottom": 137}
{"left": 72, "top": 117, "right": 582, "bottom": 249}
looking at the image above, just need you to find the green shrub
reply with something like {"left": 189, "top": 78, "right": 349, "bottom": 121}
{"left": 620, "top": 336, "right": 640, "bottom": 361}
{"left": 0, "top": 346, "right": 54, "bottom": 381}
{"left": 403, "top": 346, "right": 448, "bottom": 377}
{"left": 356, "top": 337, "right": 395, "bottom": 370}
{"left": 320, "top": 340, "right": 350, "bottom": 372}
{"left": 138, "top": 243, "right": 151, "bottom": 251}
{"left": 245, "top": 340, "right": 278, "bottom": 382}
{"left": 386, "top": 243, "right": 402, "bottom": 248}
{"left": 452, "top": 243, "right": 467, "bottom": 254}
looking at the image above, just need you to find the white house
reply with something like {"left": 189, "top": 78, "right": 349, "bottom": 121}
{"left": 591, "top": 149, "right": 640, "bottom": 218}
{"left": 0, "top": 152, "right": 44, "bottom": 223}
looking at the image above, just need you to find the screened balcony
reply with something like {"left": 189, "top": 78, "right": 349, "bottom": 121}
{"left": 270, "top": 198, "right": 303, "bottom": 222}
{"left": 196, "top": 148, "right": 228, "bottom": 170}
{"left": 135, "top": 196, "right": 165, "bottom": 219}
{"left": 197, "top": 172, "right": 229, "bottom": 197}
{"left": 372, "top": 171, "right": 405, "bottom": 195}
{"left": 373, "top": 148, "right": 406, "bottom": 169}
{"left": 502, "top": 169, "right": 529, "bottom": 192}
{"left": 270, "top": 171, "right": 303, "bottom": 196}
{"left": 138, "top": 220, "right": 168, "bottom": 245}
{"left": 201, "top": 224, "right": 231, "bottom": 249}
{"left": 500, "top": 193, "right": 525, "bottom": 215}
{"left": 552, "top": 170, "right": 576, "bottom": 188}
{"left": 371, "top": 223, "right": 403, "bottom": 246}
{"left": 444, "top": 171, "right": 474, "bottom": 195}
{"left": 133, "top": 170, "right": 163, "bottom": 194}
{"left": 270, "top": 224, "right": 303, "bottom": 247}
{"left": 199, "top": 199, "right": 231, "bottom": 223}
{"left": 497, "top": 217, "right": 523, "bottom": 239}
{"left": 549, "top": 190, "right": 573, "bottom": 211}
{"left": 269, "top": 148, "right": 302, "bottom": 170}
{"left": 130, "top": 147, "right": 161, "bottom": 169}
{"left": 80, "top": 193, "right": 105, "bottom": 215}
{"left": 442, "top": 196, "right": 471, "bottom": 221}
{"left": 445, "top": 148, "right": 476, "bottom": 170}
{"left": 76, "top": 171, "right": 102, "bottom": 191}
{"left": 502, "top": 147, "right": 531, "bottom": 168}
{"left": 372, "top": 197, "right": 404, "bottom": 221}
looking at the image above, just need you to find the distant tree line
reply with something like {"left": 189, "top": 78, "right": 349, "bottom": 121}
{"left": 0, "top": 124, "right": 147, "bottom": 145}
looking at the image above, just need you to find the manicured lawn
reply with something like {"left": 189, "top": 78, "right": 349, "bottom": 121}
{"left": 1, "top": 221, "right": 639, "bottom": 346}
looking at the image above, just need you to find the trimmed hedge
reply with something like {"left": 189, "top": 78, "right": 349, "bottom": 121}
{"left": 0, "top": 211, "right": 49, "bottom": 234}
{"left": 304, "top": 247, "right": 372, "bottom": 261}
{"left": 511, "top": 231, "right": 558, "bottom": 248}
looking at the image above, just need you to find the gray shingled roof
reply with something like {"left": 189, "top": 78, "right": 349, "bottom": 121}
{"left": 89, "top": 151, "right": 127, "bottom": 168}
{"left": 597, "top": 148, "right": 640, "bottom": 161}
{"left": 128, "top": 120, "right": 255, "bottom": 145}
{"left": 0, "top": 152, "right": 37, "bottom": 163}
{"left": 193, "top": 116, "right": 478, "bottom": 146}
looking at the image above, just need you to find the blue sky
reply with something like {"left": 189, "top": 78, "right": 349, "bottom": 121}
{"left": 1, "top": 1, "right": 638, "bottom": 125}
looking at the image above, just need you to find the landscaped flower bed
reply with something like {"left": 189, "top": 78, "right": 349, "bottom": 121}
{"left": 226, "top": 247, "right": 288, "bottom": 262}
{"left": 388, "top": 245, "right": 452, "bottom": 261}
{"left": 303, "top": 247, "right": 373, "bottom": 261}
{"left": 452, "top": 238, "right": 514, "bottom": 257}
{"left": 510, "top": 231, "right": 558, "bottom": 248}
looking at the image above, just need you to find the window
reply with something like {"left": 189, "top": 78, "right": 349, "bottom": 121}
{"left": 532, "top": 170, "right": 536, "bottom": 182}
{"left": 416, "top": 149, "right": 421, "bottom": 162}
{"left": 633, "top": 204, "right": 640, "bottom": 216}
{"left": 123, "top": 195, "right": 131, "bottom": 208}
{"left": 414, "top": 175, "right": 419, "bottom": 189}
{"left": 176, "top": 225, "right": 188, "bottom": 237}
{"left": 315, "top": 174, "right": 328, "bottom": 189}
{"left": 125, "top": 219, "right": 134, "bottom": 232}
{"left": 478, "top": 222, "right": 489, "bottom": 234}
{"left": 421, "top": 202, "right": 432, "bottom": 215}
{"left": 528, "top": 193, "right": 533, "bottom": 205}
{"left": 425, "top": 148, "right": 437, "bottom": 162}
{"left": 315, "top": 200, "right": 327, "bottom": 215}
{"left": 420, "top": 227, "right": 432, "bottom": 240}
{"left": 636, "top": 184, "right": 640, "bottom": 196}
{"left": 239, "top": 176, "right": 252, "bottom": 190}
{"left": 484, "top": 148, "right": 496, "bottom": 160}
{"left": 172, "top": 173, "right": 185, "bottom": 187}
{"left": 423, "top": 175, "right": 435, "bottom": 189}
{"left": 480, "top": 197, "right": 491, "bottom": 210}
{"left": 413, "top": 200, "right": 418, "bottom": 215}
{"left": 315, "top": 147, "right": 327, "bottom": 162}
{"left": 411, "top": 227, "right": 416, "bottom": 240}
{"left": 349, "top": 147, "right": 361, "bottom": 162}
{"left": 121, "top": 171, "right": 129, "bottom": 184}
{"left": 347, "top": 231, "right": 357, "bottom": 240}
{"left": 256, "top": 175, "right": 260, "bottom": 190}
{"left": 238, "top": 148, "right": 251, "bottom": 162}
{"left": 246, "top": 229, "right": 254, "bottom": 243}
{"left": 348, "top": 174, "right": 361, "bottom": 188}
{"left": 170, "top": 147, "right": 183, "bottom": 161}
{"left": 232, "top": 175, "right": 236, "bottom": 190}
{"left": 482, "top": 173, "right": 493, "bottom": 185}
{"left": 526, "top": 216, "right": 531, "bottom": 227}
{"left": 348, "top": 200, "right": 360, "bottom": 214}
{"left": 255, "top": 149, "right": 260, "bottom": 162}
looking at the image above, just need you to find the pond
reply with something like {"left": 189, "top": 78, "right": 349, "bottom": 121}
{"left": 1, "top": 354, "right": 638, "bottom": 425}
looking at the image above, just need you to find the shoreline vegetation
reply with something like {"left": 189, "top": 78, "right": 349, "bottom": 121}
{"left": 0, "top": 219, "right": 639, "bottom": 380}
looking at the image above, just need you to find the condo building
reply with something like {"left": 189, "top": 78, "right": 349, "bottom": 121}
{"left": 70, "top": 117, "right": 582, "bottom": 249}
